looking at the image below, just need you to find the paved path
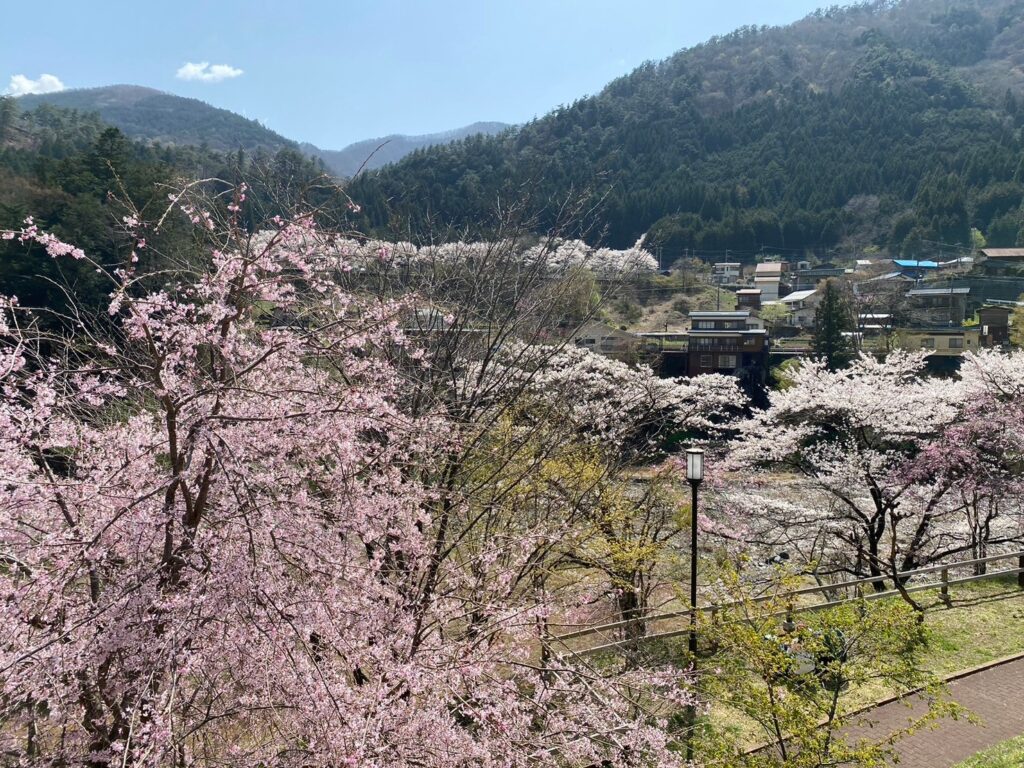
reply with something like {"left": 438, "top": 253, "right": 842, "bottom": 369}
{"left": 844, "top": 655, "right": 1024, "bottom": 767}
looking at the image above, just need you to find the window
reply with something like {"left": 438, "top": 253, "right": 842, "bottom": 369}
{"left": 700, "top": 354, "right": 713, "bottom": 368}
{"left": 695, "top": 321, "right": 715, "bottom": 329}
{"left": 920, "top": 337, "right": 934, "bottom": 348}
{"left": 719, "top": 354, "right": 737, "bottom": 368}
{"left": 948, "top": 337, "right": 964, "bottom": 349}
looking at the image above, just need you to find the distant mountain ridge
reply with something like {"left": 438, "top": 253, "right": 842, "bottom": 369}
{"left": 301, "top": 122, "right": 509, "bottom": 177}
{"left": 15, "top": 85, "right": 508, "bottom": 177}
{"left": 17, "top": 85, "right": 297, "bottom": 154}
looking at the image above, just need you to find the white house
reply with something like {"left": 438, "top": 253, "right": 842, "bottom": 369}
{"left": 754, "top": 262, "right": 784, "bottom": 302}
{"left": 778, "top": 288, "right": 821, "bottom": 328}
{"left": 712, "top": 262, "right": 742, "bottom": 284}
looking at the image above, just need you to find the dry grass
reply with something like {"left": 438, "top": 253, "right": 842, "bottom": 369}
{"left": 623, "top": 284, "right": 738, "bottom": 333}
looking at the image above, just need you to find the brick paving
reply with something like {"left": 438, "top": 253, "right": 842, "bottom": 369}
{"left": 842, "top": 655, "right": 1024, "bottom": 767}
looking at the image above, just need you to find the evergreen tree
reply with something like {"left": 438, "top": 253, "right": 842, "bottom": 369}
{"left": 913, "top": 171, "right": 970, "bottom": 245}
{"left": 812, "top": 279, "right": 855, "bottom": 370}
{"left": 0, "top": 97, "right": 15, "bottom": 143}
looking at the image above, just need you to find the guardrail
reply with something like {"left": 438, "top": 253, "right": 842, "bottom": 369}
{"left": 549, "top": 551, "right": 1024, "bottom": 657}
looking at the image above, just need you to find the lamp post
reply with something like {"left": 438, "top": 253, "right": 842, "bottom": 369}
{"left": 685, "top": 447, "right": 704, "bottom": 763}
{"left": 686, "top": 448, "right": 704, "bottom": 657}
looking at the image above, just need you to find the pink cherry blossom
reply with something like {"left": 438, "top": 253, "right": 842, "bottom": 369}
{"left": 0, "top": 202, "right": 697, "bottom": 767}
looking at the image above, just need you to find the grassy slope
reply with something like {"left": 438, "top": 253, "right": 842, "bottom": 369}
{"left": 922, "top": 575, "right": 1024, "bottom": 675}
{"left": 953, "top": 735, "right": 1024, "bottom": 768}
{"left": 609, "top": 282, "right": 738, "bottom": 332}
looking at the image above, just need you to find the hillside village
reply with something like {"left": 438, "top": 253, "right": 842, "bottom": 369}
{"left": 577, "top": 246, "right": 1024, "bottom": 389}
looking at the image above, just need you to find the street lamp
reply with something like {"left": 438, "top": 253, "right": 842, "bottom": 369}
{"left": 685, "top": 447, "right": 704, "bottom": 763}
{"left": 686, "top": 448, "right": 704, "bottom": 658}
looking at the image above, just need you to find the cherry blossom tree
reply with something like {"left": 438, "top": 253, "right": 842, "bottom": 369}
{"left": 464, "top": 343, "right": 743, "bottom": 643}
{"left": 907, "top": 350, "right": 1024, "bottom": 571}
{"left": 249, "top": 232, "right": 659, "bottom": 278}
{"left": 485, "top": 343, "right": 741, "bottom": 453}
{"left": 719, "top": 349, "right": 1024, "bottom": 600}
{"left": 721, "top": 352, "right": 959, "bottom": 593}
{"left": 0, "top": 200, "right": 702, "bottom": 766}
{"left": 329, "top": 215, "right": 740, "bottom": 706}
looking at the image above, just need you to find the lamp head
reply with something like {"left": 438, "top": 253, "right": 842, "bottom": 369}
{"left": 685, "top": 448, "right": 705, "bottom": 483}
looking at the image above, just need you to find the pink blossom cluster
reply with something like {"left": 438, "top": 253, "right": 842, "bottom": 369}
{"left": 0, "top": 209, "right": 695, "bottom": 767}
{"left": 249, "top": 232, "right": 659, "bottom": 276}
{"left": 2, "top": 217, "right": 86, "bottom": 260}
{"left": 714, "top": 350, "right": 1024, "bottom": 583}
{"left": 476, "top": 342, "right": 742, "bottom": 449}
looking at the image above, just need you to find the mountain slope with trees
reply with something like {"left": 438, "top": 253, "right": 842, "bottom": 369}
{"left": 347, "top": 0, "right": 1024, "bottom": 259}
{"left": 0, "top": 98, "right": 344, "bottom": 319}
{"left": 16, "top": 85, "right": 297, "bottom": 154}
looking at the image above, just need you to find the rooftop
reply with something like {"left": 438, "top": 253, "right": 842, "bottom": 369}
{"left": 908, "top": 326, "right": 982, "bottom": 335}
{"left": 981, "top": 248, "right": 1024, "bottom": 259}
{"left": 894, "top": 259, "right": 939, "bottom": 269}
{"left": 779, "top": 289, "right": 817, "bottom": 303}
{"left": 689, "top": 311, "right": 751, "bottom": 319}
{"left": 685, "top": 328, "right": 768, "bottom": 336}
{"left": 980, "top": 301, "right": 1023, "bottom": 309}
{"left": 864, "top": 271, "right": 912, "bottom": 282}
{"left": 907, "top": 287, "right": 970, "bottom": 297}
{"left": 735, "top": 288, "right": 762, "bottom": 295}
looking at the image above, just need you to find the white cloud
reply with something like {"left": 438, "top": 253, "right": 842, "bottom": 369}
{"left": 4, "top": 73, "right": 66, "bottom": 96}
{"left": 175, "top": 62, "right": 244, "bottom": 83}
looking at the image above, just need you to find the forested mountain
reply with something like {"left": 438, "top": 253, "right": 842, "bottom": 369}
{"left": 301, "top": 122, "right": 510, "bottom": 177}
{"left": 347, "top": 0, "right": 1024, "bottom": 259}
{"left": 16, "top": 86, "right": 508, "bottom": 180}
{"left": 0, "top": 98, "right": 344, "bottom": 318}
{"left": 17, "top": 85, "right": 297, "bottom": 154}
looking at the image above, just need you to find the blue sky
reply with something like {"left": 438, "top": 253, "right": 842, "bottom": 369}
{"left": 3, "top": 0, "right": 827, "bottom": 149}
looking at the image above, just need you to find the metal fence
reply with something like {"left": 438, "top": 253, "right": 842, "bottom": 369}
{"left": 549, "top": 551, "right": 1024, "bottom": 657}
